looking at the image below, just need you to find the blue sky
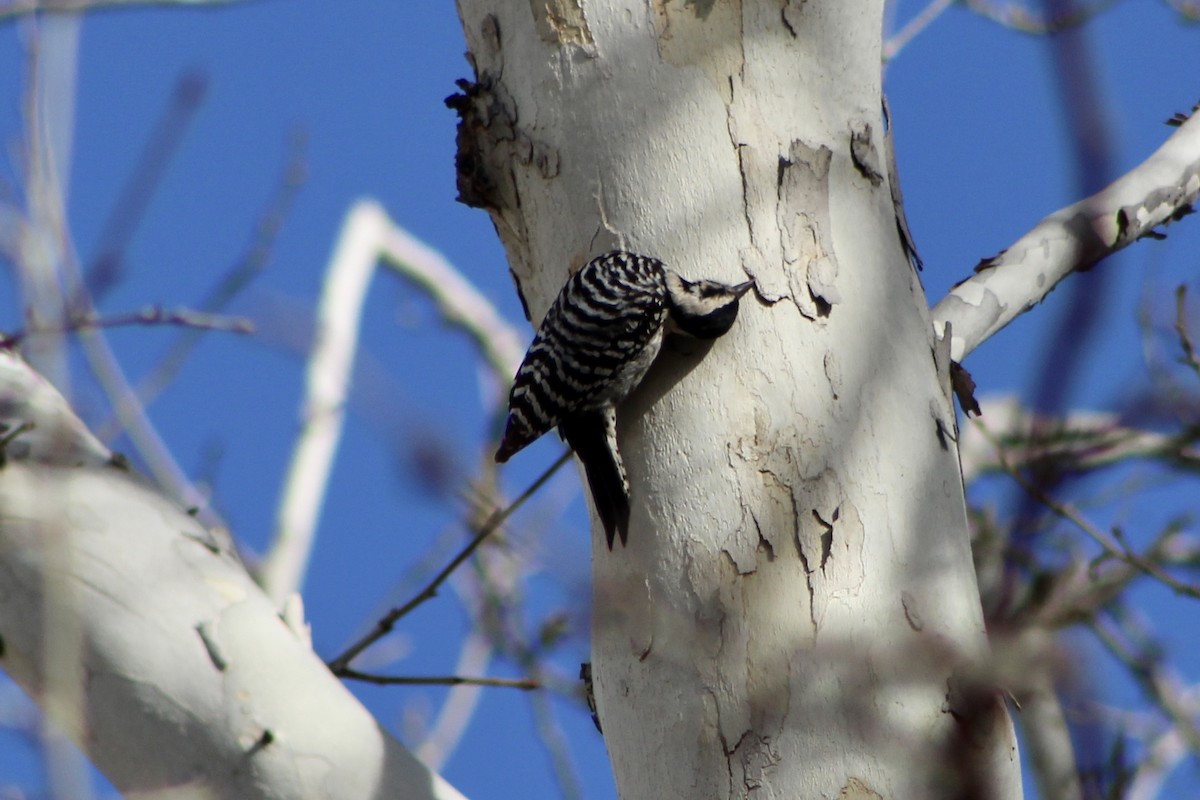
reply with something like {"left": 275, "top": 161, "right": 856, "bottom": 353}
{"left": 1, "top": 2, "right": 1198, "bottom": 797}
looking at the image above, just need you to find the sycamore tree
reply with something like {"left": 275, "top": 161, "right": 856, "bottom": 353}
{"left": 1, "top": 2, "right": 1198, "bottom": 799}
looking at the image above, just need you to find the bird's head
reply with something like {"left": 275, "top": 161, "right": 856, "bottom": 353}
{"left": 664, "top": 271, "right": 755, "bottom": 339}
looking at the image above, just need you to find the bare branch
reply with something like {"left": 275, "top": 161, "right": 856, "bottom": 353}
{"left": 1175, "top": 285, "right": 1200, "bottom": 377}
{"left": 255, "top": 199, "right": 379, "bottom": 604}
{"left": 961, "top": 0, "right": 1123, "bottom": 34}
{"left": 259, "top": 200, "right": 523, "bottom": 604}
{"left": 1091, "top": 611, "right": 1200, "bottom": 756}
{"left": 0, "top": 350, "right": 466, "bottom": 799}
{"left": 884, "top": 0, "right": 954, "bottom": 61}
{"left": 10, "top": 21, "right": 227, "bottom": 533}
{"left": 376, "top": 214, "right": 525, "bottom": 383}
{"left": 414, "top": 627, "right": 493, "bottom": 769}
{"left": 3, "top": 305, "right": 254, "bottom": 346}
{"left": 326, "top": 450, "right": 572, "bottom": 675}
{"left": 976, "top": 417, "right": 1200, "bottom": 599}
{"left": 339, "top": 669, "right": 539, "bottom": 690}
{"left": 83, "top": 70, "right": 208, "bottom": 302}
{"left": 101, "top": 130, "right": 307, "bottom": 438}
{"left": 933, "top": 112, "right": 1200, "bottom": 362}
{"left": 1127, "top": 720, "right": 1192, "bottom": 800}
{"left": 527, "top": 674, "right": 584, "bottom": 800}
{"left": 0, "top": 0, "right": 257, "bottom": 20}
{"left": 1162, "top": 0, "right": 1200, "bottom": 21}
{"left": 959, "top": 396, "right": 1200, "bottom": 483}
{"left": 1018, "top": 664, "right": 1084, "bottom": 800}
{"left": 71, "top": 318, "right": 231, "bottom": 530}
{"left": 13, "top": 17, "right": 79, "bottom": 388}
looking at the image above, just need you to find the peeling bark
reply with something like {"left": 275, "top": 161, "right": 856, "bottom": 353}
{"left": 454, "top": 1, "right": 1021, "bottom": 796}
{"left": 933, "top": 111, "right": 1200, "bottom": 362}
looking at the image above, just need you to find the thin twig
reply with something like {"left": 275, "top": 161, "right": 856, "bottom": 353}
{"left": 4, "top": 305, "right": 254, "bottom": 346}
{"left": 464, "top": 523, "right": 584, "bottom": 800}
{"left": 84, "top": 70, "right": 208, "bottom": 302}
{"left": 118, "top": 130, "right": 307, "bottom": 425}
{"left": 327, "top": 450, "right": 573, "bottom": 674}
{"left": 15, "top": 14, "right": 77, "bottom": 388}
{"left": 72, "top": 319, "right": 228, "bottom": 527}
{"left": 1162, "top": 0, "right": 1200, "bottom": 21}
{"left": 376, "top": 212, "right": 525, "bottom": 383}
{"left": 1090, "top": 610, "right": 1200, "bottom": 755}
{"left": 415, "top": 627, "right": 494, "bottom": 769}
{"left": 977, "top": 419, "right": 1200, "bottom": 599}
{"left": 958, "top": 396, "right": 1200, "bottom": 483}
{"left": 962, "top": 0, "right": 1124, "bottom": 34}
{"left": 10, "top": 19, "right": 225, "bottom": 532}
{"left": 259, "top": 198, "right": 519, "bottom": 604}
{"left": 1127, "top": 721, "right": 1191, "bottom": 800}
{"left": 1174, "top": 285, "right": 1200, "bottom": 377}
{"left": 0, "top": 0, "right": 258, "bottom": 20}
{"left": 1016, "top": 663, "right": 1085, "bottom": 800}
{"left": 883, "top": 0, "right": 954, "bottom": 61}
{"left": 526, "top": 667, "right": 584, "bottom": 800}
{"left": 339, "top": 668, "right": 538, "bottom": 690}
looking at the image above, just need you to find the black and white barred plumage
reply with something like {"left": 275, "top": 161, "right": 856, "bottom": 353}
{"left": 495, "top": 251, "right": 754, "bottom": 548}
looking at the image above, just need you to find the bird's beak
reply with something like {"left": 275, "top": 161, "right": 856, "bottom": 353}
{"left": 732, "top": 280, "right": 756, "bottom": 299}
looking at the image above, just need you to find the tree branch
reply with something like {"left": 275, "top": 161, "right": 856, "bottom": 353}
{"left": 258, "top": 200, "right": 525, "bottom": 605}
{"left": 977, "top": 416, "right": 1200, "bottom": 600}
{"left": 958, "top": 395, "right": 1200, "bottom": 484}
{"left": 102, "top": 128, "right": 307, "bottom": 437}
{"left": 883, "top": 0, "right": 954, "bottom": 61}
{"left": 339, "top": 669, "right": 538, "bottom": 690}
{"left": 960, "top": 0, "right": 1123, "bottom": 35}
{"left": 933, "top": 111, "right": 1200, "bottom": 362}
{"left": 2, "top": 305, "right": 254, "bottom": 345}
{"left": 326, "top": 449, "right": 572, "bottom": 674}
{"left": 8, "top": 25, "right": 231, "bottom": 533}
{"left": 0, "top": 350, "right": 466, "bottom": 799}
{"left": 0, "top": 0, "right": 257, "bottom": 20}
{"left": 375, "top": 209, "right": 525, "bottom": 385}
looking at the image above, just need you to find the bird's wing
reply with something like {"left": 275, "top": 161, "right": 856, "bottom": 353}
{"left": 496, "top": 265, "right": 664, "bottom": 462}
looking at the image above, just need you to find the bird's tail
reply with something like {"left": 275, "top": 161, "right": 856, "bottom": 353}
{"left": 559, "top": 410, "right": 630, "bottom": 548}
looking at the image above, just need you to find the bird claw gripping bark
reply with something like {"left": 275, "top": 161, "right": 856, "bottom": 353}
{"left": 496, "top": 251, "right": 754, "bottom": 548}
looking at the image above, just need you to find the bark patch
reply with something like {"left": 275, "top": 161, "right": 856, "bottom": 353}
{"left": 849, "top": 123, "right": 883, "bottom": 187}
{"left": 777, "top": 141, "right": 840, "bottom": 319}
{"left": 445, "top": 75, "right": 515, "bottom": 212}
{"left": 445, "top": 72, "right": 560, "bottom": 213}
{"left": 837, "top": 777, "right": 882, "bottom": 799}
{"left": 531, "top": 0, "right": 593, "bottom": 46}
{"left": 653, "top": 0, "right": 744, "bottom": 90}
{"left": 729, "top": 730, "right": 782, "bottom": 794}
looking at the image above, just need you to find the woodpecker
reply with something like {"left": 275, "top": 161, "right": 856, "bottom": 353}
{"left": 495, "top": 251, "right": 754, "bottom": 548}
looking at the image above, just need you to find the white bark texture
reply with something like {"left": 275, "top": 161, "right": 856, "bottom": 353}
{"left": 933, "top": 110, "right": 1200, "bottom": 362}
{"left": 453, "top": 2, "right": 1021, "bottom": 798}
{"left": 0, "top": 351, "right": 464, "bottom": 799}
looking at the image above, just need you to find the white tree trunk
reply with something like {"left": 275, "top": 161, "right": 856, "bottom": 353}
{"left": 0, "top": 352, "right": 464, "bottom": 799}
{"left": 453, "top": 3, "right": 1021, "bottom": 797}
